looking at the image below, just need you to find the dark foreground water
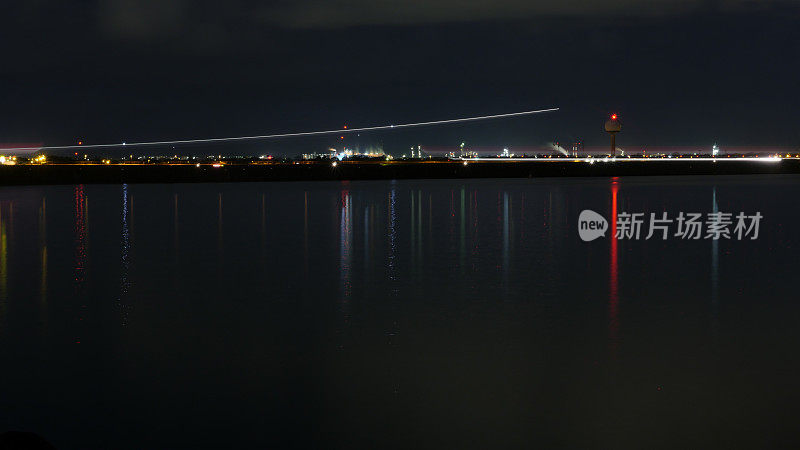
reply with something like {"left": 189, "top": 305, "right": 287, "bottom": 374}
{"left": 0, "top": 176, "right": 799, "bottom": 449}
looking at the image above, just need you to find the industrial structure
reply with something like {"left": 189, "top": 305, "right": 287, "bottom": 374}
{"left": 604, "top": 114, "right": 622, "bottom": 155}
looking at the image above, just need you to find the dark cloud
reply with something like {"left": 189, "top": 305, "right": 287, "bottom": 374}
{"left": 265, "top": 0, "right": 796, "bottom": 27}
{"left": 99, "top": 0, "right": 188, "bottom": 40}
{"left": 75, "top": 0, "right": 800, "bottom": 41}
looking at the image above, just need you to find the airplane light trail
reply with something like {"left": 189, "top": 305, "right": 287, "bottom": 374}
{"left": 5, "top": 107, "right": 559, "bottom": 152}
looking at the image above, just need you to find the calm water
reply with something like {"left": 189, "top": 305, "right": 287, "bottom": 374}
{"left": 1, "top": 176, "right": 799, "bottom": 449}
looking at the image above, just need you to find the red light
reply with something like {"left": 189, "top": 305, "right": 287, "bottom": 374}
{"left": 343, "top": 125, "right": 348, "bottom": 129}
{"left": 611, "top": 114, "right": 617, "bottom": 120}
{"left": 78, "top": 141, "right": 83, "bottom": 145}
{"left": 340, "top": 136, "right": 344, "bottom": 139}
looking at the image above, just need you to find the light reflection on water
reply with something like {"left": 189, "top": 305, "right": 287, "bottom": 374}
{"left": 0, "top": 201, "right": 9, "bottom": 329}
{"left": 0, "top": 176, "right": 798, "bottom": 449}
{"left": 118, "top": 184, "right": 131, "bottom": 326}
{"left": 39, "top": 197, "right": 47, "bottom": 325}
{"left": 609, "top": 177, "right": 620, "bottom": 356}
{"left": 73, "top": 185, "right": 87, "bottom": 345}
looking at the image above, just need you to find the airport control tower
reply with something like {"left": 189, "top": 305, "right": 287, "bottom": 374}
{"left": 604, "top": 114, "right": 621, "bottom": 155}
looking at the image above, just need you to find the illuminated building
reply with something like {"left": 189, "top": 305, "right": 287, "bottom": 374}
{"left": 572, "top": 141, "right": 584, "bottom": 157}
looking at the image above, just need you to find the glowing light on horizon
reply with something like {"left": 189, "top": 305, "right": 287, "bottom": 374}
{"left": 462, "top": 156, "right": 785, "bottom": 163}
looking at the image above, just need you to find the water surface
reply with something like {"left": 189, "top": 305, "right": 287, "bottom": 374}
{"left": 0, "top": 176, "right": 798, "bottom": 449}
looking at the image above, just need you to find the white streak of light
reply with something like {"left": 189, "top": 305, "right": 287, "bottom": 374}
{"left": 7, "top": 108, "right": 559, "bottom": 152}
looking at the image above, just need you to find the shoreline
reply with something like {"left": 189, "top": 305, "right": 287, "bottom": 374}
{"left": 0, "top": 159, "right": 798, "bottom": 185}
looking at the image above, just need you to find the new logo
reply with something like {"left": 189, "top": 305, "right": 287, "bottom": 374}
{"left": 578, "top": 210, "right": 608, "bottom": 241}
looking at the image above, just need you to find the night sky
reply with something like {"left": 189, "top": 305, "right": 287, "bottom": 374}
{"left": 2, "top": 1, "right": 799, "bottom": 156}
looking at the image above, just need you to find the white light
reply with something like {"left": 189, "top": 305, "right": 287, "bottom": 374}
{"left": 1, "top": 108, "right": 560, "bottom": 152}
{"left": 457, "top": 156, "right": 786, "bottom": 163}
